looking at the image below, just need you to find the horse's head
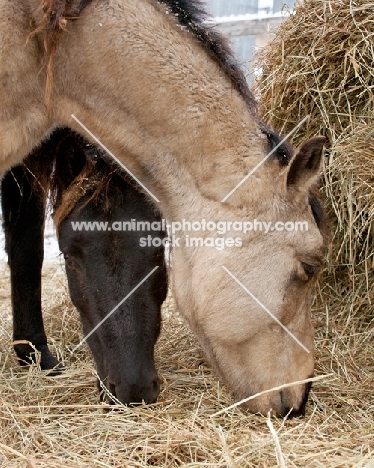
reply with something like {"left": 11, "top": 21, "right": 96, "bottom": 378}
{"left": 52, "top": 133, "right": 167, "bottom": 405}
{"left": 171, "top": 135, "right": 327, "bottom": 417}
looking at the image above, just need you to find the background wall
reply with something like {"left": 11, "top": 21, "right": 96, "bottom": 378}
{"left": 205, "top": 0, "right": 295, "bottom": 84}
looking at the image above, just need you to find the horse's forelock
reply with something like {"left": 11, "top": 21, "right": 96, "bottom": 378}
{"left": 50, "top": 151, "right": 114, "bottom": 228}
{"left": 50, "top": 139, "right": 145, "bottom": 229}
{"left": 51, "top": 165, "right": 93, "bottom": 228}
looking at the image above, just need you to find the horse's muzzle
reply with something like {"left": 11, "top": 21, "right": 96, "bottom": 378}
{"left": 105, "top": 375, "right": 161, "bottom": 406}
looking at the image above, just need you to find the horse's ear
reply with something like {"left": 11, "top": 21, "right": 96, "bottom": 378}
{"left": 54, "top": 133, "right": 87, "bottom": 189}
{"left": 286, "top": 136, "right": 326, "bottom": 193}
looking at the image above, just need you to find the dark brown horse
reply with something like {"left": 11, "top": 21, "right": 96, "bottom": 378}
{"left": 0, "top": 0, "right": 326, "bottom": 415}
{"left": 1, "top": 128, "right": 168, "bottom": 404}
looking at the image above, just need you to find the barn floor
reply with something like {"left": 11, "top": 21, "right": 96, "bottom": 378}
{"left": 0, "top": 258, "right": 373, "bottom": 467}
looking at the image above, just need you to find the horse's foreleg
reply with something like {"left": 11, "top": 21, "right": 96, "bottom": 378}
{"left": 1, "top": 164, "right": 62, "bottom": 373}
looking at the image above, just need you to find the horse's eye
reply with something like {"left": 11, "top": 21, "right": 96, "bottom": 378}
{"left": 301, "top": 262, "right": 318, "bottom": 277}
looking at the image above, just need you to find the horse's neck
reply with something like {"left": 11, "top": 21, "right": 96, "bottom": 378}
{"left": 51, "top": 0, "right": 267, "bottom": 217}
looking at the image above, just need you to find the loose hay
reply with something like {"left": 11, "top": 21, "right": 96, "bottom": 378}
{"left": 0, "top": 257, "right": 373, "bottom": 467}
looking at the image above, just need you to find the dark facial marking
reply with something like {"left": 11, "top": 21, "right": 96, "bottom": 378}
{"left": 309, "top": 190, "right": 328, "bottom": 238}
{"left": 260, "top": 124, "right": 294, "bottom": 166}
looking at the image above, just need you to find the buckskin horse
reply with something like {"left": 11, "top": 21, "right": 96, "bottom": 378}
{"left": 0, "top": 0, "right": 327, "bottom": 416}
{"left": 1, "top": 128, "right": 168, "bottom": 404}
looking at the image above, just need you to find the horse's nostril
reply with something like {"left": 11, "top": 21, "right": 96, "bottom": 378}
{"left": 101, "top": 375, "right": 161, "bottom": 406}
{"left": 279, "top": 383, "right": 311, "bottom": 418}
{"left": 152, "top": 379, "right": 159, "bottom": 392}
{"left": 287, "top": 403, "right": 307, "bottom": 419}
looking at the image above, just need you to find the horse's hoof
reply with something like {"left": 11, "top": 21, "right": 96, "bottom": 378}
{"left": 38, "top": 345, "right": 65, "bottom": 375}
{"left": 15, "top": 343, "right": 65, "bottom": 375}
{"left": 44, "top": 362, "right": 65, "bottom": 376}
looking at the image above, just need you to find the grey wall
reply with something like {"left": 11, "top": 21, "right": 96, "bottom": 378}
{"left": 204, "top": 0, "right": 295, "bottom": 84}
{"left": 205, "top": 0, "right": 259, "bottom": 17}
{"left": 204, "top": 0, "right": 259, "bottom": 84}
{"left": 273, "top": 0, "right": 295, "bottom": 12}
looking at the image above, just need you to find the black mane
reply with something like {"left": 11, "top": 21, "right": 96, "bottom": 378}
{"left": 160, "top": 0, "right": 258, "bottom": 114}
{"left": 36, "top": 1, "right": 325, "bottom": 233}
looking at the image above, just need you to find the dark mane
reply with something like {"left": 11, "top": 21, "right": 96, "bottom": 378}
{"left": 24, "top": 127, "right": 327, "bottom": 236}
{"left": 35, "top": 0, "right": 257, "bottom": 114}
{"left": 21, "top": 129, "right": 131, "bottom": 227}
{"left": 160, "top": 0, "right": 257, "bottom": 114}
{"left": 50, "top": 132, "right": 137, "bottom": 227}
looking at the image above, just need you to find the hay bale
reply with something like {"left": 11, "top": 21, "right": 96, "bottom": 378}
{"left": 256, "top": 0, "right": 374, "bottom": 137}
{"left": 255, "top": 0, "right": 374, "bottom": 328}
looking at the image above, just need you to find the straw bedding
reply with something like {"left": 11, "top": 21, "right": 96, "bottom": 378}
{"left": 0, "top": 255, "right": 373, "bottom": 466}
{"left": 0, "top": 0, "right": 374, "bottom": 464}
